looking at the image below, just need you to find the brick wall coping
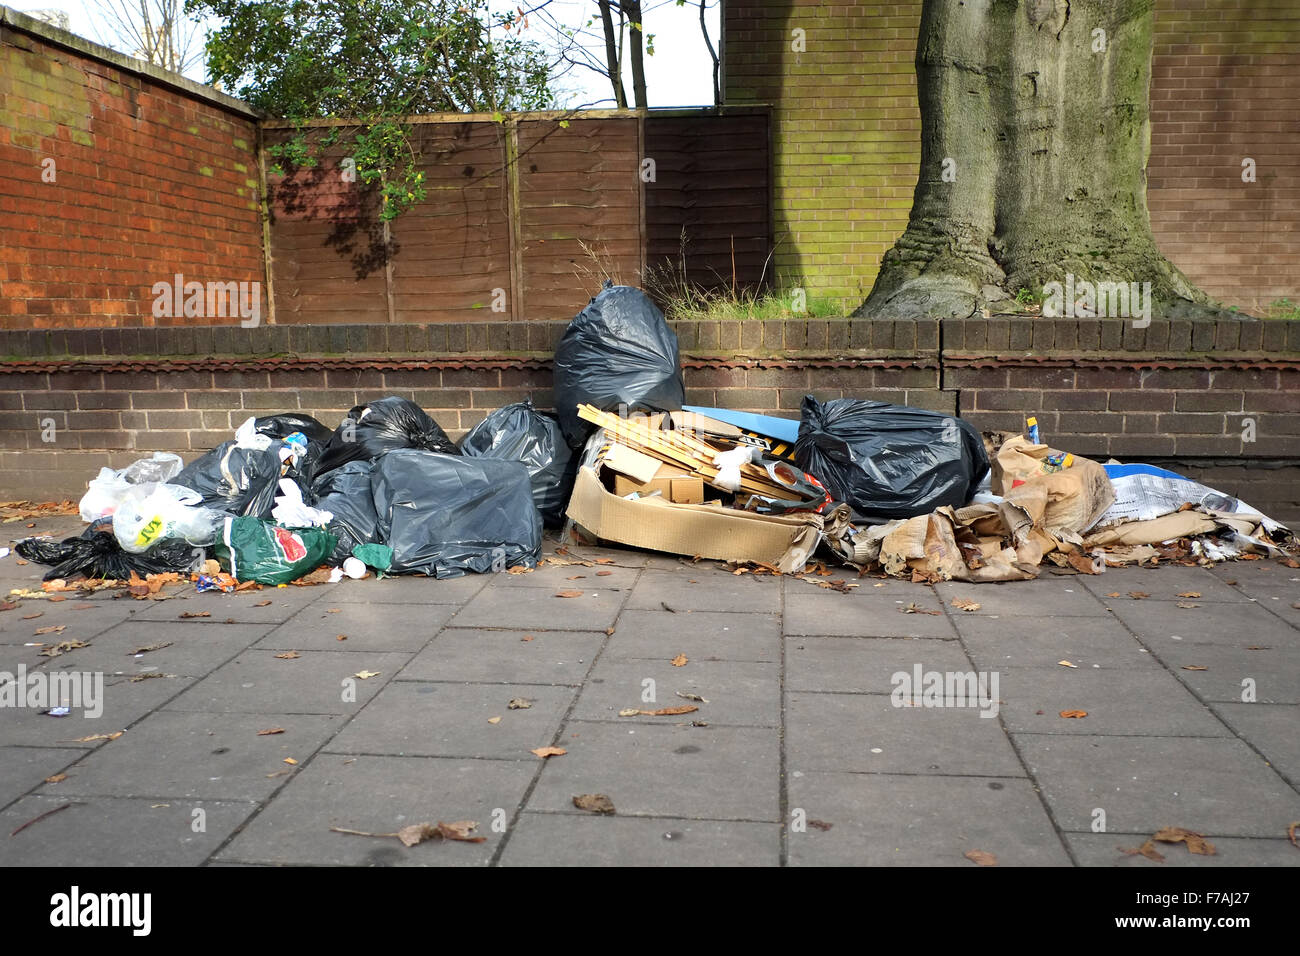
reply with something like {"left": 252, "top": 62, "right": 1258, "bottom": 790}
{"left": 0, "top": 4, "right": 259, "bottom": 120}
{"left": 1, "top": 318, "right": 1296, "bottom": 366}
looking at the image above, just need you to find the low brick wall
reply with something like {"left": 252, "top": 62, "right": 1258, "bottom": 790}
{"left": 2, "top": 316, "right": 1297, "bottom": 523}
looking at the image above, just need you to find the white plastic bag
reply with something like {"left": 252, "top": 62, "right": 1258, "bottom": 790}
{"left": 271, "top": 478, "right": 333, "bottom": 528}
{"left": 234, "top": 416, "right": 275, "bottom": 452}
{"left": 112, "top": 483, "right": 222, "bottom": 553}
{"left": 79, "top": 452, "right": 184, "bottom": 522}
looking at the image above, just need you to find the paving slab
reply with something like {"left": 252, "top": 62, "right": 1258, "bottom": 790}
{"left": 399, "top": 628, "right": 604, "bottom": 684}
{"left": 498, "top": 812, "right": 780, "bottom": 866}
{"left": 256, "top": 601, "right": 455, "bottom": 653}
{"left": 626, "top": 568, "right": 782, "bottom": 614}
{"left": 1, "top": 672, "right": 194, "bottom": 747}
{"left": 450, "top": 585, "right": 625, "bottom": 630}
{"left": 603, "top": 609, "right": 781, "bottom": 662}
{"left": 1064, "top": 832, "right": 1300, "bottom": 867}
{"left": 0, "top": 794, "right": 257, "bottom": 866}
{"left": 1210, "top": 702, "right": 1300, "bottom": 785}
{"left": 162, "top": 649, "right": 410, "bottom": 714}
{"left": 1015, "top": 733, "right": 1300, "bottom": 837}
{"left": 995, "top": 666, "right": 1231, "bottom": 736}
{"left": 788, "top": 575, "right": 945, "bottom": 614}
{"left": 43, "top": 710, "right": 344, "bottom": 801}
{"left": 0, "top": 745, "right": 85, "bottom": 808}
{"left": 1105, "top": 600, "right": 1299, "bottom": 648}
{"left": 787, "top": 636, "right": 972, "bottom": 694}
{"left": 0, "top": 598, "right": 135, "bottom": 645}
{"left": 785, "top": 771, "right": 1070, "bottom": 866}
{"left": 325, "top": 680, "right": 576, "bottom": 759}
{"left": 1078, "top": 567, "right": 1254, "bottom": 604}
{"left": 575, "top": 658, "right": 779, "bottom": 727}
{"left": 935, "top": 578, "right": 1111, "bottom": 617}
{"left": 1147, "top": 643, "right": 1300, "bottom": 704}
{"left": 124, "top": 585, "right": 325, "bottom": 623}
{"left": 30, "top": 620, "right": 270, "bottom": 678}
{"left": 954, "top": 615, "right": 1156, "bottom": 670}
{"left": 784, "top": 589, "right": 958, "bottom": 638}
{"left": 787, "top": 691, "right": 1023, "bottom": 776}
{"left": 527, "top": 720, "right": 779, "bottom": 821}
{"left": 493, "top": 563, "right": 641, "bottom": 590}
{"left": 215, "top": 753, "right": 534, "bottom": 866}
{"left": 325, "top": 574, "right": 491, "bottom": 605}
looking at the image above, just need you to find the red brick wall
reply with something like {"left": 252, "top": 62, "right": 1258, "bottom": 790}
{"left": 0, "top": 13, "right": 264, "bottom": 330}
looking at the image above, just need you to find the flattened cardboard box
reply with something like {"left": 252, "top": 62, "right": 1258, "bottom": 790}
{"left": 566, "top": 466, "right": 821, "bottom": 569}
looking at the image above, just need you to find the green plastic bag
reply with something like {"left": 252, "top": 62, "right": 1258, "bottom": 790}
{"left": 217, "top": 516, "right": 337, "bottom": 585}
{"left": 352, "top": 543, "right": 393, "bottom": 574}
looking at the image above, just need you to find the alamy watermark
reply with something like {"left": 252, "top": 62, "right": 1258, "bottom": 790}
{"left": 890, "top": 663, "right": 1000, "bottom": 719}
{"left": 1041, "top": 273, "right": 1152, "bottom": 327}
{"left": 151, "top": 272, "right": 261, "bottom": 327}
{"left": 0, "top": 666, "right": 103, "bottom": 718}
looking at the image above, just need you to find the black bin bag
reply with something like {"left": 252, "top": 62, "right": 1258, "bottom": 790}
{"left": 458, "top": 401, "right": 576, "bottom": 527}
{"left": 552, "top": 281, "right": 685, "bottom": 448}
{"left": 310, "top": 460, "right": 380, "bottom": 564}
{"left": 795, "top": 395, "right": 990, "bottom": 519}
{"left": 171, "top": 443, "right": 285, "bottom": 519}
{"left": 254, "top": 413, "right": 333, "bottom": 443}
{"left": 309, "top": 397, "right": 457, "bottom": 478}
{"left": 372, "top": 449, "right": 541, "bottom": 578}
{"left": 17, "top": 523, "right": 198, "bottom": 581}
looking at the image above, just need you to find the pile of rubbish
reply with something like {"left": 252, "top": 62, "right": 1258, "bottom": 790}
{"left": 16, "top": 280, "right": 1297, "bottom": 587}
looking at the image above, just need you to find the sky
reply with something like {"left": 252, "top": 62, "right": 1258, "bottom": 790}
{"left": 14, "top": 0, "right": 722, "bottom": 108}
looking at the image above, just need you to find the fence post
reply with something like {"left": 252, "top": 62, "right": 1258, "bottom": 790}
{"left": 506, "top": 116, "right": 524, "bottom": 323}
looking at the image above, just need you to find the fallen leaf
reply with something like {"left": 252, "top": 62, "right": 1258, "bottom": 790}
{"left": 63, "top": 731, "right": 123, "bottom": 743}
{"left": 265, "top": 770, "right": 290, "bottom": 779}
{"left": 1106, "top": 592, "right": 1121, "bottom": 598}
{"left": 179, "top": 611, "right": 211, "bottom": 619}
{"left": 671, "top": 653, "right": 688, "bottom": 667}
{"left": 487, "top": 716, "right": 502, "bottom": 724}
{"left": 1119, "top": 840, "right": 1166, "bottom": 863}
{"left": 1065, "top": 551, "right": 1101, "bottom": 575}
{"left": 566, "top": 574, "right": 585, "bottom": 580}
{"left": 22, "top": 612, "right": 43, "bottom": 620}
{"left": 433, "top": 820, "right": 484, "bottom": 843}
{"left": 573, "top": 794, "right": 616, "bottom": 815}
{"left": 283, "top": 757, "right": 298, "bottom": 765}
{"left": 1153, "top": 826, "right": 1216, "bottom": 855}
{"left": 1059, "top": 710, "right": 1088, "bottom": 719}
{"left": 901, "top": 603, "right": 941, "bottom": 615}
{"left": 38, "top": 639, "right": 86, "bottom": 657}
{"left": 1058, "top": 661, "right": 1078, "bottom": 668}
{"left": 594, "top": 558, "right": 615, "bottom": 565}
{"left": 1176, "top": 602, "right": 1200, "bottom": 609}
{"left": 508, "top": 698, "right": 533, "bottom": 710}
{"left": 257, "top": 727, "right": 285, "bottom": 736}
{"left": 807, "top": 819, "right": 833, "bottom": 832}
{"left": 952, "top": 598, "right": 981, "bottom": 612}
{"left": 531, "top": 746, "right": 566, "bottom": 758}
{"left": 127, "top": 641, "right": 173, "bottom": 656}
{"left": 555, "top": 590, "right": 584, "bottom": 598}
{"left": 128, "top": 673, "right": 174, "bottom": 682}
{"left": 1128, "top": 591, "right": 1149, "bottom": 600}
{"left": 47, "top": 594, "right": 67, "bottom": 603}
{"left": 353, "top": 670, "right": 380, "bottom": 680}
{"left": 44, "top": 773, "right": 67, "bottom": 784}
{"left": 253, "top": 600, "right": 272, "bottom": 607}
{"left": 618, "top": 705, "right": 698, "bottom": 717}
{"left": 1177, "top": 592, "right": 1201, "bottom": 599}
{"left": 1181, "top": 665, "right": 1209, "bottom": 671}
{"left": 1288, "top": 822, "right": 1298, "bottom": 848}
{"left": 336, "top": 634, "right": 347, "bottom": 641}
{"left": 521, "top": 635, "right": 534, "bottom": 642}
{"left": 596, "top": 570, "right": 613, "bottom": 577}
{"left": 274, "top": 651, "right": 301, "bottom": 660}
{"left": 676, "top": 692, "right": 709, "bottom": 703}
{"left": 34, "top": 625, "right": 66, "bottom": 635}
{"left": 604, "top": 627, "right": 615, "bottom": 636}
{"left": 73, "top": 603, "right": 95, "bottom": 610}
{"left": 0, "top": 601, "right": 17, "bottom": 612}
{"left": 964, "top": 849, "right": 998, "bottom": 866}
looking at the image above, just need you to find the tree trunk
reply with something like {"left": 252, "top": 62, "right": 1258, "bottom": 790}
{"left": 598, "top": 0, "right": 627, "bottom": 109}
{"left": 622, "top": 1, "right": 648, "bottom": 109}
{"left": 855, "top": 0, "right": 1230, "bottom": 320}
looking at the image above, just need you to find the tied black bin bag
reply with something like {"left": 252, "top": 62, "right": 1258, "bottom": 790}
{"left": 171, "top": 443, "right": 285, "bottom": 519}
{"left": 309, "top": 397, "right": 458, "bottom": 477}
{"left": 552, "top": 281, "right": 685, "bottom": 448}
{"left": 795, "top": 396, "right": 990, "bottom": 519}
{"left": 253, "top": 413, "right": 333, "bottom": 443}
{"left": 459, "top": 401, "right": 576, "bottom": 527}
{"left": 373, "top": 449, "right": 541, "bottom": 578}
{"left": 310, "top": 460, "right": 380, "bottom": 564}
{"left": 17, "top": 524, "right": 197, "bottom": 581}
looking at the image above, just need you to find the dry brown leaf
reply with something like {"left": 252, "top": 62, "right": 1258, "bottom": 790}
{"left": 807, "top": 819, "right": 833, "bottom": 831}
{"left": 1119, "top": 840, "right": 1166, "bottom": 863}
{"left": 618, "top": 705, "right": 698, "bottom": 717}
{"left": 1177, "top": 591, "right": 1201, "bottom": 599}
{"left": 1058, "top": 660, "right": 1078, "bottom": 668}
{"left": 434, "top": 820, "right": 485, "bottom": 843}
{"left": 128, "top": 673, "right": 174, "bottom": 682}
{"left": 1182, "top": 665, "right": 1209, "bottom": 671}
{"left": 573, "top": 793, "right": 616, "bottom": 815}
{"left": 508, "top": 698, "right": 533, "bottom": 710}
{"left": 34, "top": 625, "right": 66, "bottom": 636}
{"left": 671, "top": 653, "right": 688, "bottom": 667}
{"left": 521, "top": 635, "right": 535, "bottom": 642}
{"left": 64, "top": 731, "right": 123, "bottom": 743}
{"left": 0, "top": 601, "right": 17, "bottom": 612}
{"left": 596, "top": 570, "right": 613, "bottom": 577}
{"left": 73, "top": 603, "right": 95, "bottom": 610}
{"left": 555, "top": 589, "right": 584, "bottom": 598}
{"left": 964, "top": 849, "right": 998, "bottom": 866}
{"left": 128, "top": 641, "right": 173, "bottom": 656}
{"left": 1065, "top": 551, "right": 1101, "bottom": 575}
{"left": 1059, "top": 710, "right": 1088, "bottom": 719}
{"left": 901, "top": 603, "right": 941, "bottom": 616}
{"left": 1288, "top": 822, "right": 1298, "bottom": 848}
{"left": 44, "top": 773, "right": 67, "bottom": 784}
{"left": 179, "top": 611, "right": 211, "bottom": 619}
{"left": 326, "top": 608, "right": 341, "bottom": 613}
{"left": 952, "top": 598, "right": 981, "bottom": 612}
{"left": 531, "top": 746, "right": 566, "bottom": 758}
{"left": 566, "top": 574, "right": 585, "bottom": 580}
{"left": 283, "top": 757, "right": 298, "bottom": 765}
{"left": 487, "top": 716, "right": 502, "bottom": 724}
{"left": 257, "top": 727, "right": 285, "bottom": 736}
{"left": 39, "top": 639, "right": 86, "bottom": 658}
{"left": 353, "top": 670, "right": 380, "bottom": 680}
{"left": 676, "top": 692, "right": 708, "bottom": 703}
{"left": 47, "top": 595, "right": 67, "bottom": 603}
{"left": 1106, "top": 592, "right": 1121, "bottom": 598}
{"left": 604, "top": 627, "right": 615, "bottom": 636}
{"left": 274, "top": 651, "right": 301, "bottom": 660}
{"left": 1176, "top": 602, "right": 1200, "bottom": 609}
{"left": 253, "top": 600, "right": 272, "bottom": 607}
{"left": 594, "top": 558, "right": 616, "bottom": 565}
{"left": 22, "top": 612, "right": 43, "bottom": 620}
{"left": 1128, "top": 591, "right": 1149, "bottom": 600}
{"left": 1153, "top": 826, "right": 1216, "bottom": 855}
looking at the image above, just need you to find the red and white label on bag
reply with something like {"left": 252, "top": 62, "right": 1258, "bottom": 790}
{"left": 271, "top": 526, "right": 308, "bottom": 563}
